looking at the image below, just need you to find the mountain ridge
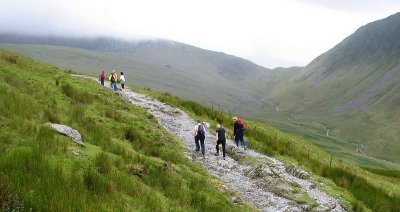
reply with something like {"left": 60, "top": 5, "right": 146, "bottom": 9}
{"left": 307, "top": 12, "right": 400, "bottom": 75}
{"left": 266, "top": 12, "right": 400, "bottom": 164}
{"left": 0, "top": 33, "right": 268, "bottom": 72}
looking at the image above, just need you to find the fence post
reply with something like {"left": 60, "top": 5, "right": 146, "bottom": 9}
{"left": 355, "top": 168, "right": 358, "bottom": 184}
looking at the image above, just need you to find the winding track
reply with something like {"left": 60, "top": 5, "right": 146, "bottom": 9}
{"left": 98, "top": 79, "right": 345, "bottom": 212}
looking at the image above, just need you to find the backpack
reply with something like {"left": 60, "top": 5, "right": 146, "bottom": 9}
{"left": 197, "top": 124, "right": 205, "bottom": 136}
{"left": 110, "top": 75, "right": 115, "bottom": 83}
{"left": 238, "top": 119, "right": 247, "bottom": 131}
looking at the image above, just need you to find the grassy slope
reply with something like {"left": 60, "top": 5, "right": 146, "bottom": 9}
{"left": 264, "top": 13, "right": 400, "bottom": 164}
{"left": 1, "top": 40, "right": 399, "bottom": 169}
{"left": 2, "top": 47, "right": 400, "bottom": 211}
{"left": 0, "top": 43, "right": 263, "bottom": 117}
{"left": 266, "top": 56, "right": 400, "bottom": 164}
{"left": 252, "top": 107, "right": 400, "bottom": 170}
{"left": 0, "top": 49, "right": 253, "bottom": 211}
{"left": 141, "top": 89, "right": 400, "bottom": 212}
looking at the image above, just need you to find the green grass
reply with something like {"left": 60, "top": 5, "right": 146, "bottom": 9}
{"left": 254, "top": 111, "right": 400, "bottom": 170}
{"left": 0, "top": 43, "right": 262, "bottom": 118}
{"left": 266, "top": 56, "right": 400, "bottom": 165}
{"left": 141, "top": 90, "right": 400, "bottom": 212}
{"left": 2, "top": 42, "right": 400, "bottom": 211}
{"left": 3, "top": 43, "right": 399, "bottom": 168}
{"left": 363, "top": 168, "right": 400, "bottom": 179}
{"left": 0, "top": 49, "right": 253, "bottom": 211}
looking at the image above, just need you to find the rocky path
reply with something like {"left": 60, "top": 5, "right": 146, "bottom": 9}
{"left": 98, "top": 80, "right": 345, "bottom": 211}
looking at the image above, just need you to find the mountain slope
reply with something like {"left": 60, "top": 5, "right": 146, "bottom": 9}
{"left": 267, "top": 12, "right": 400, "bottom": 163}
{"left": 0, "top": 49, "right": 252, "bottom": 211}
{"left": 0, "top": 33, "right": 266, "bottom": 81}
{"left": 270, "top": 12, "right": 400, "bottom": 111}
{"left": 4, "top": 49, "right": 400, "bottom": 212}
{"left": 0, "top": 34, "right": 273, "bottom": 115}
{"left": 2, "top": 13, "right": 400, "bottom": 167}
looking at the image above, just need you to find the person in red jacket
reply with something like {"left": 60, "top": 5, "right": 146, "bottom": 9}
{"left": 233, "top": 117, "right": 247, "bottom": 150}
{"left": 100, "top": 69, "right": 106, "bottom": 86}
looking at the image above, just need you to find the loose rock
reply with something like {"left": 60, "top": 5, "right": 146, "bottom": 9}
{"left": 72, "top": 149, "right": 80, "bottom": 156}
{"left": 285, "top": 164, "right": 309, "bottom": 179}
{"left": 49, "top": 123, "right": 84, "bottom": 146}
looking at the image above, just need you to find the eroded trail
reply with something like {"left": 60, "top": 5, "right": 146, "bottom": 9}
{"left": 106, "top": 82, "right": 345, "bottom": 211}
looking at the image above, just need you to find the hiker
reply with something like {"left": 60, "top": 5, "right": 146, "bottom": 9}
{"left": 100, "top": 69, "right": 106, "bottom": 86}
{"left": 112, "top": 70, "right": 118, "bottom": 91}
{"left": 119, "top": 72, "right": 125, "bottom": 89}
{"left": 109, "top": 70, "right": 118, "bottom": 91}
{"left": 109, "top": 70, "right": 116, "bottom": 90}
{"left": 215, "top": 124, "right": 226, "bottom": 159}
{"left": 194, "top": 120, "right": 206, "bottom": 156}
{"left": 233, "top": 117, "right": 247, "bottom": 150}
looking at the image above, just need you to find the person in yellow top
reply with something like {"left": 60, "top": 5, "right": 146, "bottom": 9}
{"left": 108, "top": 70, "right": 115, "bottom": 90}
{"left": 109, "top": 70, "right": 119, "bottom": 91}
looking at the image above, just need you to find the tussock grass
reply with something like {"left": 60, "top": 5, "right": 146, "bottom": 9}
{"left": 124, "top": 125, "right": 146, "bottom": 143}
{"left": 95, "top": 152, "right": 113, "bottom": 174}
{"left": 363, "top": 168, "right": 400, "bottom": 179}
{"left": 0, "top": 49, "right": 251, "bottom": 211}
{"left": 61, "top": 82, "right": 95, "bottom": 104}
{"left": 0, "top": 54, "right": 19, "bottom": 64}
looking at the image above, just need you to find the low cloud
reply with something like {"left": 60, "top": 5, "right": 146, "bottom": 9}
{"left": 300, "top": 0, "right": 400, "bottom": 12}
{"left": 1, "top": 0, "right": 400, "bottom": 68}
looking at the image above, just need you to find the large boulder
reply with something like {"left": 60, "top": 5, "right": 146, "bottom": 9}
{"left": 49, "top": 123, "right": 84, "bottom": 146}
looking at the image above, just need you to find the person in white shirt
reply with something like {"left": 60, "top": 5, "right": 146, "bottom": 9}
{"left": 119, "top": 72, "right": 126, "bottom": 89}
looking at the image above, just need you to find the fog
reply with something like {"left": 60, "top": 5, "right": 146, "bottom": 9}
{"left": 1, "top": 0, "right": 400, "bottom": 68}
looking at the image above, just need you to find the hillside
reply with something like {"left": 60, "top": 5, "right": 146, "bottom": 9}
{"left": 0, "top": 37, "right": 397, "bottom": 169}
{"left": 269, "top": 12, "right": 400, "bottom": 112}
{"left": 141, "top": 85, "right": 400, "bottom": 212}
{"left": 0, "top": 34, "right": 277, "bottom": 117}
{"left": 265, "top": 12, "right": 400, "bottom": 164}
{"left": 2, "top": 12, "right": 400, "bottom": 168}
{"left": 2, "top": 49, "right": 400, "bottom": 211}
{"left": 0, "top": 49, "right": 252, "bottom": 211}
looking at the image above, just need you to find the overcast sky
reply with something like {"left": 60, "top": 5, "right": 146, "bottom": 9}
{"left": 1, "top": 0, "right": 400, "bottom": 68}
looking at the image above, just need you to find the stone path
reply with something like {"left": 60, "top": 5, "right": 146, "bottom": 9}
{"left": 96, "top": 79, "right": 345, "bottom": 212}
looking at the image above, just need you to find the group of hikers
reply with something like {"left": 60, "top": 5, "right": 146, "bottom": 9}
{"left": 99, "top": 69, "right": 126, "bottom": 91}
{"left": 99, "top": 68, "right": 246, "bottom": 159}
{"left": 194, "top": 117, "right": 247, "bottom": 160}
